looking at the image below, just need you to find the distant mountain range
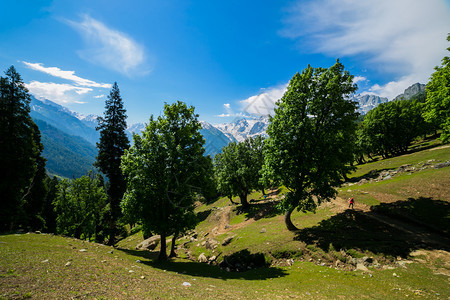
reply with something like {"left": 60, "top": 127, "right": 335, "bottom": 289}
{"left": 29, "top": 82, "right": 425, "bottom": 177}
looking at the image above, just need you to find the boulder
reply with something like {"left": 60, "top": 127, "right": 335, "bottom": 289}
{"left": 198, "top": 253, "right": 208, "bottom": 263}
{"left": 205, "top": 238, "right": 219, "bottom": 250}
{"left": 222, "top": 236, "right": 233, "bottom": 246}
{"left": 135, "top": 235, "right": 161, "bottom": 251}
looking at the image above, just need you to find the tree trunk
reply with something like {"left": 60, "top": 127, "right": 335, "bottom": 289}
{"left": 159, "top": 231, "right": 167, "bottom": 260}
{"left": 108, "top": 217, "right": 116, "bottom": 245}
{"left": 239, "top": 192, "right": 249, "bottom": 209}
{"left": 169, "top": 232, "right": 178, "bottom": 258}
{"left": 228, "top": 196, "right": 237, "bottom": 205}
{"left": 284, "top": 207, "right": 299, "bottom": 231}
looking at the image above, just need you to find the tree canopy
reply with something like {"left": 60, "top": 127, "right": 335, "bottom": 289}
{"left": 263, "top": 60, "right": 358, "bottom": 231}
{"left": 424, "top": 34, "right": 450, "bottom": 143}
{"left": 121, "top": 101, "right": 207, "bottom": 260}
{"left": 214, "top": 136, "right": 265, "bottom": 209}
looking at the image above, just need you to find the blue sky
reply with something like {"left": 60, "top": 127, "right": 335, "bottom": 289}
{"left": 1, "top": 0, "right": 450, "bottom": 125}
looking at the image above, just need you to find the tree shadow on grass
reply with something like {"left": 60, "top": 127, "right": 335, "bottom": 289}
{"left": 371, "top": 197, "right": 450, "bottom": 235}
{"left": 236, "top": 200, "right": 282, "bottom": 221}
{"left": 294, "top": 199, "right": 450, "bottom": 258}
{"left": 116, "top": 248, "right": 288, "bottom": 281}
{"left": 196, "top": 209, "right": 212, "bottom": 223}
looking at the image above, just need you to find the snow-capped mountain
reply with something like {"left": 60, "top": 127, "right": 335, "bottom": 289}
{"left": 353, "top": 94, "right": 389, "bottom": 115}
{"left": 127, "top": 122, "right": 146, "bottom": 134}
{"left": 215, "top": 116, "right": 269, "bottom": 142}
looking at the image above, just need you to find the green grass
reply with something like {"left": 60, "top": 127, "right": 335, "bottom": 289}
{"left": 1, "top": 233, "right": 448, "bottom": 299}
{"left": 2, "top": 143, "right": 450, "bottom": 299}
{"left": 350, "top": 144, "right": 450, "bottom": 179}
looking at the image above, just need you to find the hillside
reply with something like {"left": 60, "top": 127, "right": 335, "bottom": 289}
{"left": 34, "top": 118, "right": 97, "bottom": 178}
{"left": 1, "top": 142, "right": 449, "bottom": 299}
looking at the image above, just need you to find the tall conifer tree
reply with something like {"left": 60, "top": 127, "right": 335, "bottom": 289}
{"left": 96, "top": 82, "right": 130, "bottom": 244}
{"left": 0, "top": 66, "right": 46, "bottom": 230}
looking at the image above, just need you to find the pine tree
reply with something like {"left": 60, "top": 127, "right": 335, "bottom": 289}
{"left": 95, "top": 82, "right": 130, "bottom": 244}
{"left": 0, "top": 66, "right": 46, "bottom": 230}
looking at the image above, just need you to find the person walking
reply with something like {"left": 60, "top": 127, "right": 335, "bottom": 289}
{"left": 349, "top": 197, "right": 354, "bottom": 209}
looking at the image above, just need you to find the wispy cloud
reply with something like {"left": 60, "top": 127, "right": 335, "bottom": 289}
{"left": 26, "top": 81, "right": 90, "bottom": 104}
{"left": 281, "top": 0, "right": 450, "bottom": 98}
{"left": 66, "top": 15, "right": 149, "bottom": 76}
{"left": 23, "top": 61, "right": 111, "bottom": 88}
{"left": 239, "top": 84, "right": 287, "bottom": 116}
{"left": 23, "top": 61, "right": 111, "bottom": 105}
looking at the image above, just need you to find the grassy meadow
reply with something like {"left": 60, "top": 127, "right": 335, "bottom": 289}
{"left": 1, "top": 142, "right": 449, "bottom": 299}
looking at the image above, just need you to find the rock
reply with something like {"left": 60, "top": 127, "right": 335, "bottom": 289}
{"left": 434, "top": 161, "right": 450, "bottom": 169}
{"left": 182, "top": 282, "right": 191, "bottom": 287}
{"left": 201, "top": 241, "right": 206, "bottom": 246}
{"left": 135, "top": 235, "right": 161, "bottom": 251}
{"left": 65, "top": 261, "right": 71, "bottom": 267}
{"left": 136, "top": 260, "right": 142, "bottom": 263}
{"left": 260, "top": 228, "right": 267, "bottom": 233}
{"left": 41, "top": 259, "right": 49, "bottom": 263}
{"left": 222, "top": 236, "right": 233, "bottom": 246}
{"left": 209, "top": 255, "right": 217, "bottom": 262}
{"left": 198, "top": 253, "right": 208, "bottom": 263}
{"left": 140, "top": 276, "right": 145, "bottom": 279}
{"left": 35, "top": 231, "right": 41, "bottom": 234}
{"left": 224, "top": 224, "right": 230, "bottom": 229}
{"left": 287, "top": 259, "right": 294, "bottom": 266}
{"left": 355, "top": 263, "right": 368, "bottom": 271}
{"left": 108, "top": 250, "right": 114, "bottom": 254}
{"left": 192, "top": 233, "right": 198, "bottom": 239}
{"left": 79, "top": 249, "right": 87, "bottom": 252}
{"left": 205, "top": 238, "right": 219, "bottom": 250}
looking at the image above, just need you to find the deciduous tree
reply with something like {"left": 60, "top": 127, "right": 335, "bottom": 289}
{"left": 263, "top": 60, "right": 358, "bottom": 231}
{"left": 121, "top": 101, "right": 206, "bottom": 260}
{"left": 424, "top": 34, "right": 450, "bottom": 143}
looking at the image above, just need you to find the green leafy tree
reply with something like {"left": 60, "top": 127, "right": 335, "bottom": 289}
{"left": 214, "top": 136, "right": 264, "bottom": 209}
{"left": 54, "top": 173, "right": 107, "bottom": 240}
{"left": 263, "top": 60, "right": 358, "bottom": 231}
{"left": 121, "top": 101, "right": 207, "bottom": 260}
{"left": 424, "top": 34, "right": 450, "bottom": 143}
{"left": 361, "top": 99, "right": 426, "bottom": 158}
{"left": 96, "top": 82, "right": 130, "bottom": 244}
{"left": 0, "top": 66, "right": 46, "bottom": 230}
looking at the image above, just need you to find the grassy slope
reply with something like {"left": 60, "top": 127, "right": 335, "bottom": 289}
{"left": 1, "top": 144, "right": 449, "bottom": 299}
{"left": 1, "top": 233, "right": 447, "bottom": 299}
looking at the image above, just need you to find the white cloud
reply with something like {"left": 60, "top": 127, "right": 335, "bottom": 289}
{"left": 353, "top": 76, "right": 367, "bottom": 84}
{"left": 67, "top": 15, "right": 148, "bottom": 76}
{"left": 368, "top": 74, "right": 420, "bottom": 99}
{"left": 26, "top": 81, "right": 91, "bottom": 104}
{"left": 223, "top": 103, "right": 231, "bottom": 109}
{"left": 22, "top": 62, "right": 111, "bottom": 88}
{"left": 94, "top": 94, "right": 105, "bottom": 99}
{"left": 281, "top": 0, "right": 450, "bottom": 98}
{"left": 240, "top": 84, "right": 287, "bottom": 116}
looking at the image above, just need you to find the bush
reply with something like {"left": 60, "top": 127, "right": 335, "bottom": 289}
{"left": 219, "top": 249, "right": 267, "bottom": 272}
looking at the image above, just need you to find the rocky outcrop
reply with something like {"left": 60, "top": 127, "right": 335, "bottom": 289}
{"left": 135, "top": 235, "right": 161, "bottom": 251}
{"left": 394, "top": 83, "right": 426, "bottom": 101}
